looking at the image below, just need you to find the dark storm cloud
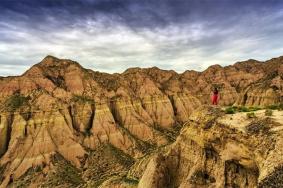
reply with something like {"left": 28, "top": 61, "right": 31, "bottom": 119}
{"left": 1, "top": 0, "right": 281, "bottom": 28}
{"left": 0, "top": 0, "right": 283, "bottom": 75}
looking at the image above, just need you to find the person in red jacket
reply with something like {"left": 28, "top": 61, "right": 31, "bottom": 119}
{"left": 211, "top": 87, "right": 219, "bottom": 105}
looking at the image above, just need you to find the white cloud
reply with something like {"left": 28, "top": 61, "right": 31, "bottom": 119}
{"left": 0, "top": 7, "right": 283, "bottom": 76}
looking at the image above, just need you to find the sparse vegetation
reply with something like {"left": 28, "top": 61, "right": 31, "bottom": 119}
{"left": 72, "top": 95, "right": 95, "bottom": 103}
{"left": 266, "top": 104, "right": 283, "bottom": 110}
{"left": 238, "top": 106, "right": 249, "bottom": 112}
{"left": 225, "top": 106, "right": 236, "bottom": 114}
{"left": 81, "top": 145, "right": 134, "bottom": 187}
{"left": 122, "top": 176, "right": 139, "bottom": 185}
{"left": 246, "top": 112, "right": 256, "bottom": 119}
{"left": 5, "top": 93, "right": 30, "bottom": 111}
{"left": 266, "top": 104, "right": 279, "bottom": 110}
{"left": 43, "top": 154, "right": 84, "bottom": 187}
{"left": 225, "top": 106, "right": 262, "bottom": 114}
{"left": 153, "top": 123, "right": 180, "bottom": 142}
{"left": 107, "top": 144, "right": 135, "bottom": 167}
{"left": 248, "top": 106, "right": 261, "bottom": 111}
{"left": 265, "top": 109, "right": 273, "bottom": 116}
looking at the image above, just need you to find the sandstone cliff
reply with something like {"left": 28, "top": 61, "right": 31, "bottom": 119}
{"left": 0, "top": 55, "right": 282, "bottom": 187}
{"left": 236, "top": 59, "right": 283, "bottom": 106}
{"left": 137, "top": 106, "right": 283, "bottom": 188}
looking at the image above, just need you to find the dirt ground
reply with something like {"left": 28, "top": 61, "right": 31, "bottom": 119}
{"left": 217, "top": 109, "right": 283, "bottom": 132}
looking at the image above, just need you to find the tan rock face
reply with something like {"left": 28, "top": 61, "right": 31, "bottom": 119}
{"left": 0, "top": 115, "right": 10, "bottom": 157}
{"left": 170, "top": 93, "right": 202, "bottom": 123}
{"left": 236, "top": 59, "right": 283, "bottom": 107}
{"left": 0, "top": 111, "right": 87, "bottom": 187}
{"left": 138, "top": 106, "right": 283, "bottom": 188}
{"left": 0, "top": 55, "right": 282, "bottom": 187}
{"left": 70, "top": 102, "right": 94, "bottom": 132}
{"left": 82, "top": 103, "right": 141, "bottom": 157}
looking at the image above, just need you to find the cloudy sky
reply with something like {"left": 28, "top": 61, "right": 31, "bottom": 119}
{"left": 1, "top": 0, "right": 283, "bottom": 76}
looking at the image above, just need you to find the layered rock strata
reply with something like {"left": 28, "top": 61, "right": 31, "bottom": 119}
{"left": 138, "top": 106, "right": 283, "bottom": 188}
{"left": 0, "top": 55, "right": 282, "bottom": 187}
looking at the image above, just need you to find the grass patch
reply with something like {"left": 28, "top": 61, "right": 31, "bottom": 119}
{"left": 238, "top": 106, "right": 249, "bottom": 112}
{"left": 225, "top": 106, "right": 262, "bottom": 114}
{"left": 5, "top": 93, "right": 30, "bottom": 111}
{"left": 248, "top": 106, "right": 261, "bottom": 111}
{"left": 225, "top": 107, "right": 236, "bottom": 114}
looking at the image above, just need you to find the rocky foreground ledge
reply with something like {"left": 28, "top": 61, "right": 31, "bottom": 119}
{"left": 135, "top": 106, "right": 283, "bottom": 188}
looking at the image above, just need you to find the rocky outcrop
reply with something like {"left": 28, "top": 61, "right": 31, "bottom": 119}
{"left": 236, "top": 61, "right": 283, "bottom": 106}
{"left": 0, "top": 111, "right": 87, "bottom": 187}
{"left": 138, "top": 106, "right": 283, "bottom": 188}
{"left": 0, "top": 55, "right": 282, "bottom": 187}
{"left": 82, "top": 103, "right": 141, "bottom": 157}
{"left": 0, "top": 115, "right": 10, "bottom": 157}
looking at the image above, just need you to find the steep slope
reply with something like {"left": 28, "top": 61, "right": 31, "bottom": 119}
{"left": 138, "top": 106, "right": 283, "bottom": 188}
{"left": 236, "top": 58, "right": 283, "bottom": 106}
{"left": 0, "top": 56, "right": 200, "bottom": 187}
{"left": 0, "top": 55, "right": 282, "bottom": 187}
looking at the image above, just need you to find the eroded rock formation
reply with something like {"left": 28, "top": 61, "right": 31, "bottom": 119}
{"left": 138, "top": 106, "right": 283, "bottom": 188}
{"left": 0, "top": 55, "right": 282, "bottom": 187}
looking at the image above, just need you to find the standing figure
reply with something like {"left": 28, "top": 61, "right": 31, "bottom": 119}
{"left": 211, "top": 87, "right": 219, "bottom": 105}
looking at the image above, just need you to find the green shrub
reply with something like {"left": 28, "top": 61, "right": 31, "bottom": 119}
{"left": 5, "top": 93, "right": 30, "bottom": 111}
{"left": 246, "top": 112, "right": 256, "bottom": 119}
{"left": 279, "top": 103, "right": 283, "bottom": 110}
{"left": 225, "top": 107, "right": 236, "bottom": 114}
{"left": 265, "top": 104, "right": 283, "bottom": 110}
{"left": 249, "top": 106, "right": 261, "bottom": 111}
{"left": 122, "top": 177, "right": 139, "bottom": 185}
{"left": 266, "top": 104, "right": 279, "bottom": 110}
{"left": 238, "top": 106, "right": 249, "bottom": 112}
{"left": 265, "top": 109, "right": 273, "bottom": 116}
{"left": 225, "top": 106, "right": 262, "bottom": 114}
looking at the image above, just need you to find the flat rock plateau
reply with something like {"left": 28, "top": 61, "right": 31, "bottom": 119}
{"left": 0, "top": 55, "right": 282, "bottom": 188}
